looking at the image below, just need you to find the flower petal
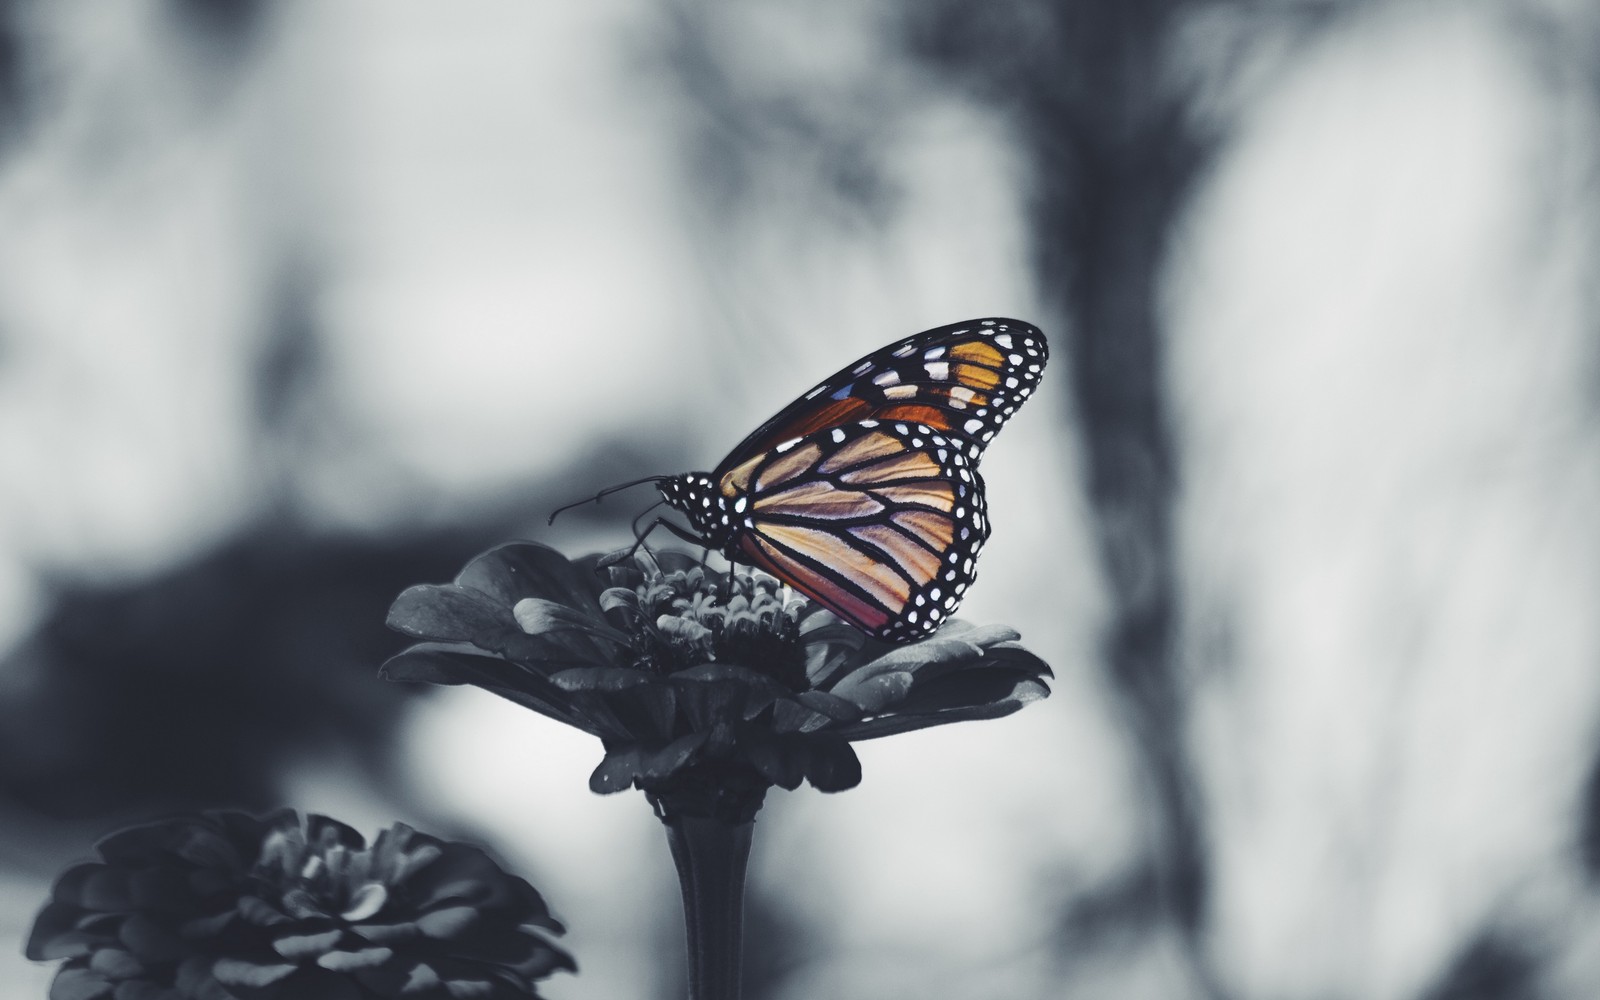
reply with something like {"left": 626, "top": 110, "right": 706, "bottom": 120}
{"left": 512, "top": 598, "right": 631, "bottom": 646}
{"left": 341, "top": 883, "right": 388, "bottom": 922}
{"left": 47, "top": 964, "right": 112, "bottom": 1000}
{"left": 842, "top": 637, "right": 982, "bottom": 680}
{"left": 638, "top": 731, "right": 713, "bottom": 780}
{"left": 386, "top": 585, "right": 511, "bottom": 644}
{"left": 26, "top": 902, "right": 89, "bottom": 961}
{"left": 117, "top": 915, "right": 186, "bottom": 963}
{"left": 53, "top": 865, "right": 132, "bottom": 912}
{"left": 793, "top": 690, "right": 864, "bottom": 722}
{"left": 928, "top": 620, "right": 1021, "bottom": 646}
{"left": 827, "top": 658, "right": 921, "bottom": 704}
{"left": 833, "top": 671, "right": 913, "bottom": 713}
{"left": 895, "top": 640, "right": 1053, "bottom": 688}
{"left": 588, "top": 747, "right": 644, "bottom": 795}
{"left": 387, "top": 585, "right": 590, "bottom": 665}
{"left": 212, "top": 957, "right": 298, "bottom": 988}
{"left": 236, "top": 896, "right": 292, "bottom": 927}
{"left": 273, "top": 929, "right": 345, "bottom": 959}
{"left": 110, "top": 980, "right": 179, "bottom": 1000}
{"left": 87, "top": 947, "right": 143, "bottom": 979}
{"left": 796, "top": 733, "right": 862, "bottom": 792}
{"left": 834, "top": 696, "right": 1038, "bottom": 740}
{"left": 899, "top": 668, "right": 1052, "bottom": 715}
{"left": 589, "top": 731, "right": 709, "bottom": 794}
{"left": 381, "top": 645, "right": 602, "bottom": 736}
{"left": 670, "top": 674, "right": 769, "bottom": 730}
{"left": 737, "top": 728, "right": 803, "bottom": 790}
{"left": 316, "top": 946, "right": 395, "bottom": 972}
{"left": 597, "top": 587, "right": 639, "bottom": 615}
{"left": 458, "top": 542, "right": 607, "bottom": 618}
{"left": 175, "top": 956, "right": 231, "bottom": 1000}
{"left": 548, "top": 667, "right": 655, "bottom": 692}
{"left": 669, "top": 663, "right": 789, "bottom": 702}
{"left": 415, "top": 906, "right": 476, "bottom": 940}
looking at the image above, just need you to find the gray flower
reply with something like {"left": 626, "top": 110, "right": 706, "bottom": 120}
{"left": 384, "top": 542, "right": 1051, "bottom": 820}
{"left": 25, "top": 810, "right": 572, "bottom": 1000}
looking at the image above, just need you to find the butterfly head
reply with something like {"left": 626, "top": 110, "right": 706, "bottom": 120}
{"left": 659, "top": 472, "right": 740, "bottom": 553}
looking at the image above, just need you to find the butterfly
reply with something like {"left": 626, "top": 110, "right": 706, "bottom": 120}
{"left": 564, "top": 318, "right": 1048, "bottom": 642}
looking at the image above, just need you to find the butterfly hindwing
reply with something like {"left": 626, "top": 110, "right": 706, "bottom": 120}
{"left": 722, "top": 318, "right": 1047, "bottom": 468}
{"left": 724, "top": 420, "right": 990, "bottom": 641}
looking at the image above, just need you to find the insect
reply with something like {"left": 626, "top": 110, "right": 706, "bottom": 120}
{"left": 554, "top": 318, "right": 1047, "bottom": 642}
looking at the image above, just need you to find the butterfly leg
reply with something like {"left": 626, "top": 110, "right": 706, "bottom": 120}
{"left": 596, "top": 516, "right": 707, "bottom": 569}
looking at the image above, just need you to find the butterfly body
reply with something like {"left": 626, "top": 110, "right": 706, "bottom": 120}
{"left": 658, "top": 317, "right": 1045, "bottom": 642}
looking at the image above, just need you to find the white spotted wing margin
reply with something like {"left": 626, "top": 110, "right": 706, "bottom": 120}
{"left": 720, "top": 318, "right": 1049, "bottom": 467}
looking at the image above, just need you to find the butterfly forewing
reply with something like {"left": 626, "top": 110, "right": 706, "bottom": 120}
{"left": 725, "top": 420, "right": 990, "bottom": 641}
{"left": 722, "top": 318, "right": 1047, "bottom": 468}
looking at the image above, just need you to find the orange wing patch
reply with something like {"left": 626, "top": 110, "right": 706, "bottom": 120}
{"left": 951, "top": 362, "right": 1001, "bottom": 390}
{"left": 877, "top": 404, "right": 952, "bottom": 428}
{"left": 753, "top": 480, "right": 885, "bottom": 519}
{"left": 768, "top": 397, "right": 872, "bottom": 445}
{"left": 849, "top": 523, "right": 941, "bottom": 582}
{"left": 817, "top": 431, "right": 900, "bottom": 474}
{"left": 755, "top": 522, "right": 912, "bottom": 609}
{"left": 721, "top": 453, "right": 763, "bottom": 496}
{"left": 892, "top": 509, "right": 954, "bottom": 549}
{"left": 837, "top": 450, "right": 941, "bottom": 485}
{"left": 872, "top": 482, "right": 955, "bottom": 509}
{"left": 755, "top": 442, "right": 823, "bottom": 491}
{"left": 743, "top": 536, "right": 889, "bottom": 632}
{"left": 948, "top": 341, "right": 1005, "bottom": 367}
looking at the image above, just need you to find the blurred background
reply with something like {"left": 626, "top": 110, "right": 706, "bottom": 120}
{"left": 2, "top": 1, "right": 1599, "bottom": 998}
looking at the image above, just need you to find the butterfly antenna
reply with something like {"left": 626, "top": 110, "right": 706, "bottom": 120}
{"left": 547, "top": 475, "right": 670, "bottom": 526}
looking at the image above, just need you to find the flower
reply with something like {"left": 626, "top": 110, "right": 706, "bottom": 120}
{"left": 383, "top": 542, "right": 1051, "bottom": 821}
{"left": 25, "top": 810, "right": 574, "bottom": 1000}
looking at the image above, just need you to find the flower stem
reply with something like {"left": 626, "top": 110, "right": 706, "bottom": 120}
{"left": 662, "top": 814, "right": 754, "bottom": 1000}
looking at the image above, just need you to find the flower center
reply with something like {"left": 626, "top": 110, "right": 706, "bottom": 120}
{"left": 627, "top": 565, "right": 808, "bottom": 689}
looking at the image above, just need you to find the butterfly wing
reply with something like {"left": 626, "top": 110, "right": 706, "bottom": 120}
{"left": 719, "top": 317, "right": 1047, "bottom": 472}
{"left": 724, "top": 420, "right": 989, "bottom": 641}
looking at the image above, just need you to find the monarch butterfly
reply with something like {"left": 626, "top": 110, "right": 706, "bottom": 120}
{"left": 559, "top": 318, "right": 1047, "bottom": 642}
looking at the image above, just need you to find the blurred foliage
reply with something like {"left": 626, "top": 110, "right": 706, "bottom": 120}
{"left": 0, "top": 524, "right": 494, "bottom": 823}
{"left": 900, "top": 2, "right": 1216, "bottom": 978}
{"left": 169, "top": 0, "right": 268, "bottom": 47}
{"left": 0, "top": 0, "right": 20, "bottom": 142}
{"left": 1420, "top": 932, "right": 1545, "bottom": 1000}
